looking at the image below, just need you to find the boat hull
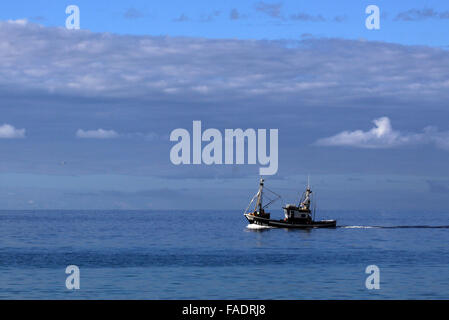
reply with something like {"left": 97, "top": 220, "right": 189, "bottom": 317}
{"left": 245, "top": 214, "right": 336, "bottom": 229}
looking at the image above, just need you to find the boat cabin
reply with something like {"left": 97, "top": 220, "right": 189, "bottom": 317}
{"left": 283, "top": 204, "right": 311, "bottom": 220}
{"left": 283, "top": 184, "right": 313, "bottom": 222}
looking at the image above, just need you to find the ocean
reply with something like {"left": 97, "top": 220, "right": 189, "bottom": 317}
{"left": 1, "top": 209, "right": 448, "bottom": 299}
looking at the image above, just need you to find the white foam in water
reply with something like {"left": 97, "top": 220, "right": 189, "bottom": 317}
{"left": 246, "top": 224, "right": 274, "bottom": 230}
{"left": 342, "top": 225, "right": 378, "bottom": 229}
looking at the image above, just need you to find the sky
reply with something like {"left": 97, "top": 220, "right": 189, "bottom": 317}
{"left": 0, "top": 1, "right": 449, "bottom": 211}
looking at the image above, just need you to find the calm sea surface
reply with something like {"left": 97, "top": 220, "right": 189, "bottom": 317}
{"left": 1, "top": 209, "right": 448, "bottom": 299}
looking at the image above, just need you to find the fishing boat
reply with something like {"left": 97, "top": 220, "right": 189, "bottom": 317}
{"left": 244, "top": 178, "right": 336, "bottom": 229}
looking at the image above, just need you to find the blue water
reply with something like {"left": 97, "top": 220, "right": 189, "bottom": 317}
{"left": 1, "top": 209, "right": 448, "bottom": 299}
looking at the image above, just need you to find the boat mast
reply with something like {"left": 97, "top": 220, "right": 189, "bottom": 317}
{"left": 299, "top": 175, "right": 312, "bottom": 211}
{"left": 254, "top": 178, "right": 264, "bottom": 212}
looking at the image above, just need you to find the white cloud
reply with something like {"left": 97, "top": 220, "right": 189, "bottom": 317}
{"left": 76, "top": 129, "right": 119, "bottom": 139}
{"left": 2, "top": 20, "right": 449, "bottom": 108}
{"left": 315, "top": 117, "right": 449, "bottom": 150}
{"left": 7, "top": 19, "right": 28, "bottom": 25}
{"left": 123, "top": 8, "right": 144, "bottom": 20}
{"left": 120, "top": 132, "right": 160, "bottom": 140}
{"left": 0, "top": 123, "right": 26, "bottom": 138}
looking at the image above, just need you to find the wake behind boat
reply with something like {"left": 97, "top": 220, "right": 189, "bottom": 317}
{"left": 244, "top": 178, "right": 336, "bottom": 229}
